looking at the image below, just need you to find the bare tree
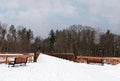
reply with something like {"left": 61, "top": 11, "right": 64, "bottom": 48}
{"left": 99, "top": 30, "right": 114, "bottom": 57}
{"left": 7, "top": 25, "right": 17, "bottom": 52}
{"left": 0, "top": 22, "right": 7, "bottom": 53}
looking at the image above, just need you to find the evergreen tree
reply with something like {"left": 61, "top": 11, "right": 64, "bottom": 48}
{"left": 49, "top": 29, "right": 56, "bottom": 52}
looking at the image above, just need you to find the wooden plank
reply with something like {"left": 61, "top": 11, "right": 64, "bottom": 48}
{"left": 0, "top": 54, "right": 34, "bottom": 64}
{"left": 46, "top": 53, "right": 75, "bottom": 61}
{"left": 76, "top": 56, "right": 120, "bottom": 65}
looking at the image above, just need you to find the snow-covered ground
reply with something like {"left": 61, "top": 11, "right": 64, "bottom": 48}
{"left": 0, "top": 53, "right": 120, "bottom": 81}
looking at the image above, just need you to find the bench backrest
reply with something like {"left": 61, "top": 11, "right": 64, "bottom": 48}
{"left": 15, "top": 57, "right": 28, "bottom": 64}
{"left": 87, "top": 58, "right": 102, "bottom": 63}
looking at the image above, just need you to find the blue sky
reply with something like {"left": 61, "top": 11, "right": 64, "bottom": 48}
{"left": 0, "top": 0, "right": 120, "bottom": 38}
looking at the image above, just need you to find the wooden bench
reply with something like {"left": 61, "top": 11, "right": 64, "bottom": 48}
{"left": 87, "top": 58, "right": 104, "bottom": 65}
{"left": 8, "top": 57, "right": 28, "bottom": 67}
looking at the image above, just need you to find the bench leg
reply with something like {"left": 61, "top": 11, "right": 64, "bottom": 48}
{"left": 24, "top": 63, "right": 27, "bottom": 66}
{"left": 12, "top": 64, "right": 15, "bottom": 67}
{"left": 101, "top": 62, "right": 104, "bottom": 66}
{"left": 101, "top": 59, "right": 104, "bottom": 66}
{"left": 8, "top": 64, "right": 15, "bottom": 67}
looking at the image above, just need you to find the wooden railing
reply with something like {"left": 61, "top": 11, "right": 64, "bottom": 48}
{"left": 76, "top": 56, "right": 120, "bottom": 65}
{"left": 46, "top": 53, "right": 75, "bottom": 61}
{"left": 0, "top": 54, "right": 34, "bottom": 64}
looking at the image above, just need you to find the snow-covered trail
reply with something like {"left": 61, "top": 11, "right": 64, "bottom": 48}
{"left": 0, "top": 53, "right": 120, "bottom": 81}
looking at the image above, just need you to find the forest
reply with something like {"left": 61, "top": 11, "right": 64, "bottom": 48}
{"left": 0, "top": 22, "right": 120, "bottom": 57}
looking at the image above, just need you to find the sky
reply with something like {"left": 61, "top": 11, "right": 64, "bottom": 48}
{"left": 0, "top": 0, "right": 120, "bottom": 38}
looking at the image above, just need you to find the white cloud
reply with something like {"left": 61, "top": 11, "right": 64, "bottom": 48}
{"left": 85, "top": 1, "right": 120, "bottom": 25}
{"left": 0, "top": 0, "right": 78, "bottom": 37}
{"left": 0, "top": 0, "right": 21, "bottom": 12}
{"left": 0, "top": 0, "right": 120, "bottom": 37}
{"left": 77, "top": 0, "right": 120, "bottom": 34}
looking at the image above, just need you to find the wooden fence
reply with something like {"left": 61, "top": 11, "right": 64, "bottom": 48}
{"left": 46, "top": 52, "right": 120, "bottom": 65}
{"left": 46, "top": 52, "right": 75, "bottom": 61}
{"left": 0, "top": 54, "right": 34, "bottom": 64}
{"left": 76, "top": 56, "right": 120, "bottom": 65}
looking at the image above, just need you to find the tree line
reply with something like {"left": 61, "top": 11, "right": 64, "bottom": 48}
{"left": 0, "top": 22, "right": 120, "bottom": 57}
{"left": 46, "top": 25, "right": 120, "bottom": 57}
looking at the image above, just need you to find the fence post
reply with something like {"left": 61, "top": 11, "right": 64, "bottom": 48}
{"left": 34, "top": 52, "right": 40, "bottom": 62}
{"left": 5, "top": 56, "right": 8, "bottom": 64}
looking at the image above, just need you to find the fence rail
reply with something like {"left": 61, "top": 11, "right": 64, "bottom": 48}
{"left": 76, "top": 56, "right": 120, "bottom": 65}
{"left": 0, "top": 54, "right": 34, "bottom": 64}
{"left": 46, "top": 52, "right": 75, "bottom": 61}
{"left": 46, "top": 53, "right": 120, "bottom": 65}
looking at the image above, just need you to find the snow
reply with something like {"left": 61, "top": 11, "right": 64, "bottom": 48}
{"left": 0, "top": 53, "right": 120, "bottom": 81}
